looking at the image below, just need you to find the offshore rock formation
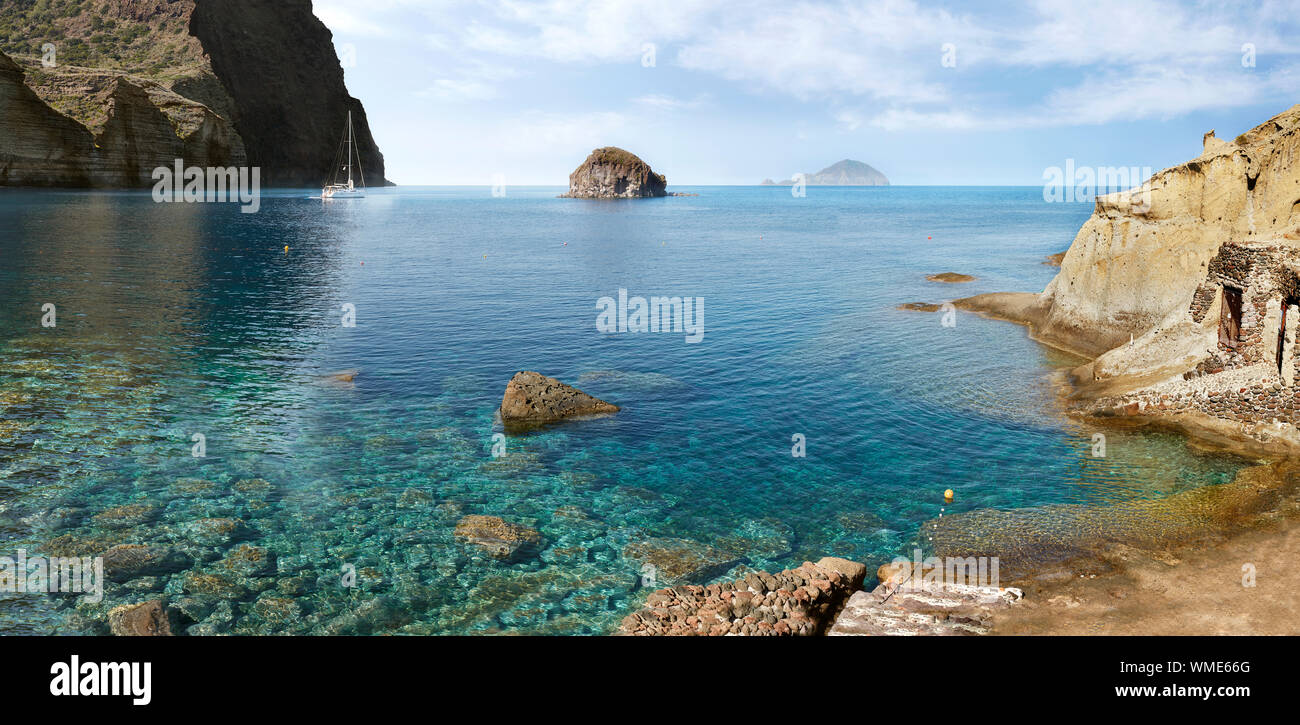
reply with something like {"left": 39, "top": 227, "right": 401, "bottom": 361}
{"left": 774, "top": 159, "right": 889, "bottom": 186}
{"left": 0, "top": 0, "right": 386, "bottom": 187}
{"left": 499, "top": 371, "right": 619, "bottom": 430}
{"left": 618, "top": 557, "right": 866, "bottom": 636}
{"left": 562, "top": 147, "right": 667, "bottom": 198}
{"left": 958, "top": 105, "right": 1300, "bottom": 453}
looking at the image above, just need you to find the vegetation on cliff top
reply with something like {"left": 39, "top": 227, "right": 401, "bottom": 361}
{"left": 0, "top": 0, "right": 203, "bottom": 76}
{"left": 585, "top": 146, "right": 666, "bottom": 185}
{"left": 0, "top": 0, "right": 208, "bottom": 130}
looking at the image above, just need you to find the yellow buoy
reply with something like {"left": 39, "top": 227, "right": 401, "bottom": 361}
{"left": 943, "top": 489, "right": 954, "bottom": 503}
{"left": 283, "top": 245, "right": 289, "bottom": 253}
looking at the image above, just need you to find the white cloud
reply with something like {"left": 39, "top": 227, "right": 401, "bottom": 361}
{"left": 321, "top": 0, "right": 1300, "bottom": 133}
{"left": 414, "top": 60, "right": 521, "bottom": 102}
{"left": 631, "top": 93, "right": 708, "bottom": 110}
{"left": 417, "top": 79, "right": 500, "bottom": 101}
{"left": 493, "top": 111, "right": 632, "bottom": 154}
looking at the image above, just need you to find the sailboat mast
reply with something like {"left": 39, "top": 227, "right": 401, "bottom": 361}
{"left": 346, "top": 110, "right": 353, "bottom": 187}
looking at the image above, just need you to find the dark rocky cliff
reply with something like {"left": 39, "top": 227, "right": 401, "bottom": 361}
{"left": 189, "top": 0, "right": 385, "bottom": 187}
{"left": 0, "top": 0, "right": 386, "bottom": 188}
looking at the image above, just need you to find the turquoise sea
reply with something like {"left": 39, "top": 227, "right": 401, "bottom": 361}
{"left": 0, "top": 186, "right": 1247, "bottom": 634}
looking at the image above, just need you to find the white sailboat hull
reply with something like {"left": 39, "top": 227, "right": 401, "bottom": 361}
{"left": 322, "top": 186, "right": 365, "bottom": 199}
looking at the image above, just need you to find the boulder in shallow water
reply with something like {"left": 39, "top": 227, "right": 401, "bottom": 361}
{"left": 108, "top": 600, "right": 172, "bottom": 636}
{"left": 926, "top": 272, "right": 976, "bottom": 283}
{"left": 100, "top": 544, "right": 190, "bottom": 582}
{"left": 453, "top": 515, "right": 542, "bottom": 561}
{"left": 499, "top": 371, "right": 619, "bottom": 430}
{"left": 623, "top": 536, "right": 744, "bottom": 587}
{"left": 897, "top": 302, "right": 943, "bottom": 312}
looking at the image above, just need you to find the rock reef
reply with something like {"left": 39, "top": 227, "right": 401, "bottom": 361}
{"left": 561, "top": 146, "right": 666, "bottom": 198}
{"left": 0, "top": 0, "right": 386, "bottom": 187}
{"left": 499, "top": 371, "right": 619, "bottom": 430}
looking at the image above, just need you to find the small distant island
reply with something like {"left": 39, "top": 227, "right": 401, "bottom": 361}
{"left": 762, "top": 159, "right": 889, "bottom": 186}
{"left": 561, "top": 146, "right": 667, "bottom": 198}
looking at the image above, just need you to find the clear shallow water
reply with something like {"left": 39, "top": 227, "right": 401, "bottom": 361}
{"left": 0, "top": 186, "right": 1246, "bottom": 634}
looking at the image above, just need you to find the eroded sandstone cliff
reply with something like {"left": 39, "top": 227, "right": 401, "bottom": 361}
{"left": 957, "top": 104, "right": 1300, "bottom": 453}
{"left": 998, "top": 106, "right": 1300, "bottom": 358}
{"left": 0, "top": 0, "right": 385, "bottom": 187}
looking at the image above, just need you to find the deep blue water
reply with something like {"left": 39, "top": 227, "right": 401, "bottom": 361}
{"left": 0, "top": 186, "right": 1245, "bottom": 634}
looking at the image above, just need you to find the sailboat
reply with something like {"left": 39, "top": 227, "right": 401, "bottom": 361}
{"left": 321, "top": 110, "right": 366, "bottom": 199}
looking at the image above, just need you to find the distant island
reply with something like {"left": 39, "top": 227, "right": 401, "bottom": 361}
{"left": 762, "top": 159, "right": 889, "bottom": 186}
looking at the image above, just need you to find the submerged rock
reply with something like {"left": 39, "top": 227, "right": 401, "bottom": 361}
{"left": 100, "top": 544, "right": 190, "bottom": 582}
{"left": 927, "top": 272, "right": 976, "bottom": 283}
{"left": 107, "top": 600, "right": 172, "bottom": 636}
{"left": 183, "top": 517, "right": 250, "bottom": 546}
{"left": 499, "top": 371, "right": 619, "bottom": 430}
{"left": 561, "top": 147, "right": 667, "bottom": 198}
{"left": 897, "top": 302, "right": 942, "bottom": 312}
{"left": 622, "top": 536, "right": 745, "bottom": 587}
{"left": 91, "top": 503, "right": 156, "bottom": 529}
{"left": 453, "top": 515, "right": 542, "bottom": 561}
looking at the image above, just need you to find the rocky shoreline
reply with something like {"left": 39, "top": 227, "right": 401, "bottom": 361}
{"left": 618, "top": 557, "right": 865, "bottom": 635}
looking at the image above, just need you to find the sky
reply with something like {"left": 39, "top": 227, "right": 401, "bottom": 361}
{"left": 312, "top": 0, "right": 1300, "bottom": 186}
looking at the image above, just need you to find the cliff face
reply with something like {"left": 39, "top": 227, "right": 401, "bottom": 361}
{"left": 1034, "top": 105, "right": 1300, "bottom": 357}
{"left": 562, "top": 147, "right": 667, "bottom": 198}
{"left": 188, "top": 0, "right": 384, "bottom": 187}
{"left": 0, "top": 50, "right": 97, "bottom": 186}
{"left": 0, "top": 0, "right": 385, "bottom": 188}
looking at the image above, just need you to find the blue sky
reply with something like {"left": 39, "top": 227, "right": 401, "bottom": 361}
{"left": 313, "top": 0, "right": 1300, "bottom": 186}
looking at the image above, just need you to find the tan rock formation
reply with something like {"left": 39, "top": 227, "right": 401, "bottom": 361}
{"left": 0, "top": 51, "right": 98, "bottom": 186}
{"left": 499, "top": 371, "right": 619, "bottom": 430}
{"left": 107, "top": 600, "right": 172, "bottom": 636}
{"left": 622, "top": 536, "right": 744, "bottom": 587}
{"left": 998, "top": 105, "right": 1300, "bottom": 358}
{"left": 927, "top": 272, "right": 975, "bottom": 283}
{"left": 453, "top": 515, "right": 541, "bottom": 561}
{"left": 828, "top": 562, "right": 1023, "bottom": 636}
{"left": 954, "top": 104, "right": 1300, "bottom": 452}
